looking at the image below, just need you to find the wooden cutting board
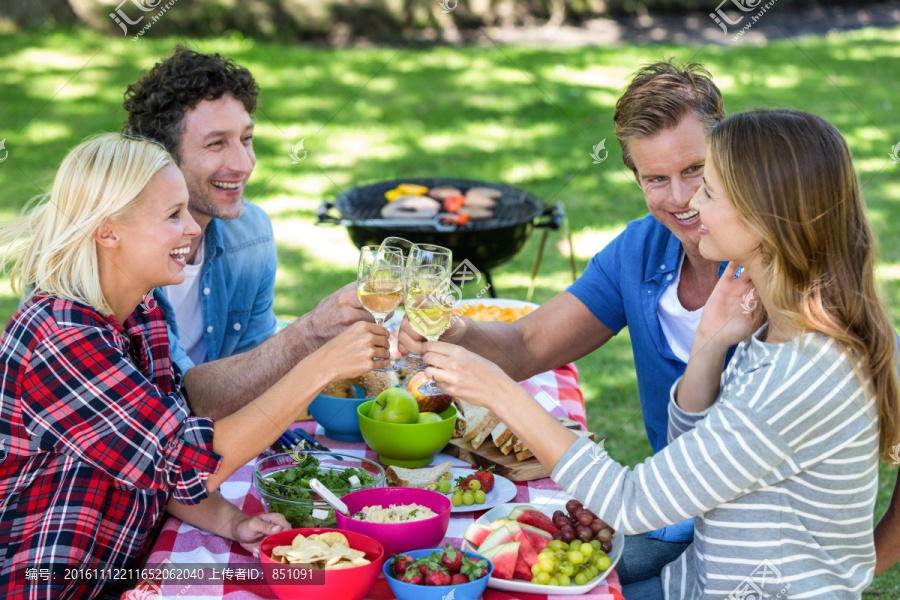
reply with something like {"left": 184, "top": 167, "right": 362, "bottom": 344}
{"left": 442, "top": 418, "right": 594, "bottom": 482}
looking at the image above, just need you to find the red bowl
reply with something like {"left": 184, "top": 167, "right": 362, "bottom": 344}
{"left": 259, "top": 527, "right": 384, "bottom": 600}
{"left": 335, "top": 487, "right": 451, "bottom": 556}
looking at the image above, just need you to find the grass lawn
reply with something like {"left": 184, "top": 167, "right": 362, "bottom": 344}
{"left": 2, "top": 26, "right": 900, "bottom": 595}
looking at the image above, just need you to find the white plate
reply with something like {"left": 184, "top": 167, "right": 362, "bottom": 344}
{"left": 462, "top": 501, "right": 624, "bottom": 595}
{"left": 447, "top": 468, "right": 517, "bottom": 513}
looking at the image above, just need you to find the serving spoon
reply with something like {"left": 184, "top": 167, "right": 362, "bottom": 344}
{"left": 309, "top": 478, "right": 351, "bottom": 517}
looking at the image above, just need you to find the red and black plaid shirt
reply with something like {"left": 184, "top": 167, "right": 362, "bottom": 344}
{"left": 0, "top": 295, "right": 222, "bottom": 599}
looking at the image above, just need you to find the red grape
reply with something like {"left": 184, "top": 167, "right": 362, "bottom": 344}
{"left": 589, "top": 519, "right": 604, "bottom": 534}
{"left": 553, "top": 515, "right": 569, "bottom": 529}
{"left": 576, "top": 525, "right": 593, "bottom": 543}
{"left": 552, "top": 532, "right": 561, "bottom": 541}
{"left": 577, "top": 512, "right": 594, "bottom": 527}
{"left": 565, "top": 499, "right": 582, "bottom": 514}
{"left": 601, "top": 540, "right": 613, "bottom": 553}
{"left": 559, "top": 528, "right": 576, "bottom": 543}
{"left": 597, "top": 528, "right": 612, "bottom": 542}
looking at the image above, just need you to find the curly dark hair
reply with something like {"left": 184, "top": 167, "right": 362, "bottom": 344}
{"left": 122, "top": 45, "right": 259, "bottom": 162}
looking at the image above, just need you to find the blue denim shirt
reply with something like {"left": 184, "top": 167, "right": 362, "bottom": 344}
{"left": 155, "top": 201, "right": 278, "bottom": 373}
{"left": 567, "top": 214, "right": 730, "bottom": 544}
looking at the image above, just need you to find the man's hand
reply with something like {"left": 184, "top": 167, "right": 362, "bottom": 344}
{"left": 399, "top": 313, "right": 467, "bottom": 356}
{"left": 232, "top": 512, "right": 291, "bottom": 557}
{"left": 303, "top": 282, "right": 374, "bottom": 349}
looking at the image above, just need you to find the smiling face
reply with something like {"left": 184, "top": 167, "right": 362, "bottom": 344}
{"left": 109, "top": 165, "right": 200, "bottom": 292}
{"left": 176, "top": 95, "right": 256, "bottom": 230}
{"left": 689, "top": 159, "right": 761, "bottom": 265}
{"left": 629, "top": 114, "right": 709, "bottom": 250}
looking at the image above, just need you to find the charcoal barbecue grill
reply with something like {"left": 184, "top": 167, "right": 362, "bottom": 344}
{"left": 316, "top": 178, "right": 567, "bottom": 296}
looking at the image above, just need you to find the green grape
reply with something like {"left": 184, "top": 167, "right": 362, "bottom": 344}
{"left": 462, "top": 491, "right": 475, "bottom": 505}
{"left": 536, "top": 571, "right": 550, "bottom": 585}
{"left": 538, "top": 556, "right": 555, "bottom": 572}
{"left": 474, "top": 490, "right": 487, "bottom": 504}
{"left": 567, "top": 550, "right": 584, "bottom": 565}
{"left": 560, "top": 563, "right": 575, "bottom": 577}
{"left": 574, "top": 572, "right": 588, "bottom": 585}
{"left": 531, "top": 564, "right": 541, "bottom": 576}
{"left": 438, "top": 479, "right": 452, "bottom": 493}
{"left": 531, "top": 576, "right": 540, "bottom": 584}
{"left": 595, "top": 555, "right": 611, "bottom": 571}
{"left": 558, "top": 574, "right": 571, "bottom": 586}
{"left": 451, "top": 492, "right": 463, "bottom": 507}
{"left": 570, "top": 539, "right": 583, "bottom": 550}
{"left": 590, "top": 540, "right": 602, "bottom": 551}
{"left": 586, "top": 566, "right": 599, "bottom": 579}
{"left": 548, "top": 540, "right": 566, "bottom": 551}
{"left": 580, "top": 543, "right": 594, "bottom": 557}
{"left": 548, "top": 577, "right": 559, "bottom": 586}
{"left": 468, "top": 479, "right": 481, "bottom": 491}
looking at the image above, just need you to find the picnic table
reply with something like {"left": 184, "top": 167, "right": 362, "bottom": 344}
{"left": 121, "top": 364, "right": 623, "bottom": 600}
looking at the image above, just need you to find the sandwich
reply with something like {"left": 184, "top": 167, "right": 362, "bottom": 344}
{"left": 384, "top": 461, "right": 453, "bottom": 490}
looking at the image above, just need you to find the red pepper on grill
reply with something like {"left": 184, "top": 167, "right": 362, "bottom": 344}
{"left": 442, "top": 194, "right": 465, "bottom": 213}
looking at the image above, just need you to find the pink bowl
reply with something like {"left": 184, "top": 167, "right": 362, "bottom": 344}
{"left": 335, "top": 487, "right": 452, "bottom": 556}
{"left": 259, "top": 527, "right": 384, "bottom": 600}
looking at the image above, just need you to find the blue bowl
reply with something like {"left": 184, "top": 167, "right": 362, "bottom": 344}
{"left": 308, "top": 386, "right": 370, "bottom": 442}
{"left": 382, "top": 548, "right": 493, "bottom": 600}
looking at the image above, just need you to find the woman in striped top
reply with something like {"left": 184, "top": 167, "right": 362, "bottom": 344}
{"left": 422, "top": 109, "right": 900, "bottom": 598}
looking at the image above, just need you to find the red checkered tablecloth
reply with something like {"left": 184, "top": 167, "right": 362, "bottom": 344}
{"left": 122, "top": 365, "right": 622, "bottom": 600}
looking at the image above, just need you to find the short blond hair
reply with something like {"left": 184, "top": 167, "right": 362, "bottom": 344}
{"left": 0, "top": 133, "right": 173, "bottom": 315}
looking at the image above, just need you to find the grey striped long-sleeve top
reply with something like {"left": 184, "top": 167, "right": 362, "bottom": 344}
{"left": 552, "top": 330, "right": 878, "bottom": 598}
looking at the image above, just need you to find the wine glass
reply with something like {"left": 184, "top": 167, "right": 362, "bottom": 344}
{"left": 405, "top": 264, "right": 454, "bottom": 395}
{"left": 398, "top": 244, "right": 452, "bottom": 371}
{"left": 357, "top": 246, "right": 404, "bottom": 370}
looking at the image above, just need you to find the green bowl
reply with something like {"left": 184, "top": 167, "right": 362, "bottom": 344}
{"left": 357, "top": 401, "right": 457, "bottom": 467}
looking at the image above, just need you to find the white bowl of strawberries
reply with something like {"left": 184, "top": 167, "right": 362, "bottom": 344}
{"left": 383, "top": 545, "right": 493, "bottom": 600}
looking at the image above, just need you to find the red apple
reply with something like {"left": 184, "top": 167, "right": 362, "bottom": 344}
{"left": 406, "top": 371, "right": 453, "bottom": 414}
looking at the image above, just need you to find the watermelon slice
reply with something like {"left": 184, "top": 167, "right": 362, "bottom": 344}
{"left": 463, "top": 521, "right": 494, "bottom": 547}
{"left": 509, "top": 506, "right": 559, "bottom": 535}
{"left": 477, "top": 523, "right": 519, "bottom": 553}
{"left": 489, "top": 517, "right": 512, "bottom": 530}
{"left": 516, "top": 523, "right": 552, "bottom": 554}
{"left": 513, "top": 553, "right": 533, "bottom": 581}
{"left": 479, "top": 542, "right": 520, "bottom": 580}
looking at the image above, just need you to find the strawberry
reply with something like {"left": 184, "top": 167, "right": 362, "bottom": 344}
{"left": 450, "top": 573, "right": 469, "bottom": 585}
{"left": 440, "top": 545, "right": 462, "bottom": 574}
{"left": 417, "top": 561, "right": 429, "bottom": 576}
{"left": 455, "top": 474, "right": 476, "bottom": 491}
{"left": 392, "top": 554, "right": 415, "bottom": 577}
{"left": 473, "top": 467, "right": 495, "bottom": 493}
{"left": 425, "top": 568, "right": 451, "bottom": 587}
{"left": 399, "top": 570, "right": 424, "bottom": 585}
{"left": 461, "top": 557, "right": 490, "bottom": 580}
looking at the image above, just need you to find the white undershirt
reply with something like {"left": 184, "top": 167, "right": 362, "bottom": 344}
{"left": 657, "top": 252, "right": 704, "bottom": 363}
{"left": 164, "top": 240, "right": 207, "bottom": 365}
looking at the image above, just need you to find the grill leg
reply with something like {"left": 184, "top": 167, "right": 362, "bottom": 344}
{"left": 484, "top": 270, "right": 497, "bottom": 298}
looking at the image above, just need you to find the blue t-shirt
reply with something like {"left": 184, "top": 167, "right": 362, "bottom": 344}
{"left": 568, "top": 214, "right": 728, "bottom": 454}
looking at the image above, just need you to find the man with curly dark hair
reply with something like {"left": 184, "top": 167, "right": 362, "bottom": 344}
{"left": 123, "top": 46, "right": 372, "bottom": 419}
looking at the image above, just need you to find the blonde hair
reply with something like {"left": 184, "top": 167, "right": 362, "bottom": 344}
{"left": 0, "top": 133, "right": 174, "bottom": 315}
{"left": 708, "top": 109, "right": 900, "bottom": 462}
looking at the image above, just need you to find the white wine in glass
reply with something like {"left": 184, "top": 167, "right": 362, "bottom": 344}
{"left": 357, "top": 246, "right": 403, "bottom": 324}
{"left": 405, "top": 265, "right": 453, "bottom": 393}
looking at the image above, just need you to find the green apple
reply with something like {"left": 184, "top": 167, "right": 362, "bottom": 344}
{"left": 369, "top": 388, "right": 419, "bottom": 424}
{"left": 417, "top": 411, "right": 443, "bottom": 424}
